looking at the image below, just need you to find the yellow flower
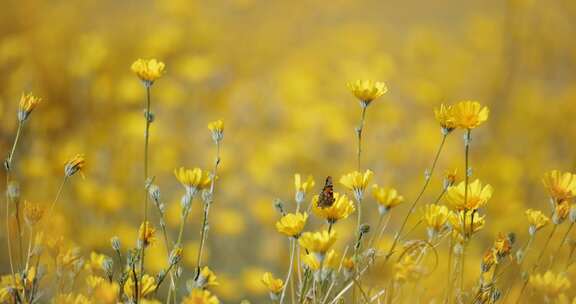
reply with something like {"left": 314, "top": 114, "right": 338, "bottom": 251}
{"left": 434, "top": 104, "right": 456, "bottom": 132}
{"left": 124, "top": 274, "right": 155, "bottom": 299}
{"left": 84, "top": 252, "right": 106, "bottom": 273}
{"left": 553, "top": 200, "right": 571, "bottom": 224}
{"left": 174, "top": 167, "right": 212, "bottom": 192}
{"left": 194, "top": 266, "right": 219, "bottom": 288}
{"left": 301, "top": 249, "right": 339, "bottom": 271}
{"left": 347, "top": 80, "right": 387, "bottom": 105}
{"left": 530, "top": 271, "right": 571, "bottom": 299}
{"left": 542, "top": 170, "right": 576, "bottom": 202}
{"left": 261, "top": 272, "right": 284, "bottom": 294}
{"left": 340, "top": 170, "right": 373, "bottom": 201}
{"left": 422, "top": 204, "right": 449, "bottom": 237}
{"left": 525, "top": 209, "right": 550, "bottom": 234}
{"left": 294, "top": 174, "right": 315, "bottom": 201}
{"left": 18, "top": 92, "right": 42, "bottom": 122}
{"left": 298, "top": 230, "right": 337, "bottom": 254}
{"left": 446, "top": 179, "right": 493, "bottom": 211}
{"left": 275, "top": 212, "right": 308, "bottom": 238}
{"left": 181, "top": 288, "right": 220, "bottom": 304}
{"left": 131, "top": 58, "right": 166, "bottom": 84}
{"left": 372, "top": 185, "right": 404, "bottom": 214}
{"left": 138, "top": 221, "right": 156, "bottom": 248}
{"left": 394, "top": 255, "right": 423, "bottom": 283}
{"left": 64, "top": 154, "right": 86, "bottom": 178}
{"left": 449, "top": 211, "right": 485, "bottom": 238}
{"left": 443, "top": 169, "right": 459, "bottom": 188}
{"left": 23, "top": 201, "right": 44, "bottom": 226}
{"left": 207, "top": 120, "right": 224, "bottom": 142}
{"left": 92, "top": 280, "right": 120, "bottom": 304}
{"left": 451, "top": 100, "right": 489, "bottom": 129}
{"left": 312, "top": 192, "right": 355, "bottom": 223}
{"left": 51, "top": 293, "right": 91, "bottom": 304}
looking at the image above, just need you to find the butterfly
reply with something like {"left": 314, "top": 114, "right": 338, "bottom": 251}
{"left": 317, "top": 176, "right": 335, "bottom": 208}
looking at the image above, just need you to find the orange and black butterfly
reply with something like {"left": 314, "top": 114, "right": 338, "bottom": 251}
{"left": 317, "top": 176, "right": 335, "bottom": 208}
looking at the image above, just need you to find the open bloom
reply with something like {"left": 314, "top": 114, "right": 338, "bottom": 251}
{"left": 131, "top": 58, "right": 166, "bottom": 84}
{"left": 340, "top": 170, "right": 373, "bottom": 201}
{"left": 312, "top": 192, "right": 355, "bottom": 223}
{"left": 261, "top": 272, "right": 284, "bottom": 294}
{"left": 372, "top": 185, "right": 404, "bottom": 214}
{"left": 452, "top": 100, "right": 489, "bottom": 129}
{"left": 529, "top": 271, "right": 571, "bottom": 299}
{"left": 422, "top": 204, "right": 449, "bottom": 238}
{"left": 181, "top": 288, "right": 220, "bottom": 304}
{"left": 446, "top": 179, "right": 493, "bottom": 211}
{"left": 64, "top": 154, "right": 86, "bottom": 178}
{"left": 276, "top": 212, "right": 308, "bottom": 238}
{"left": 298, "top": 230, "right": 337, "bottom": 255}
{"left": 207, "top": 120, "right": 224, "bottom": 142}
{"left": 434, "top": 104, "right": 456, "bottom": 132}
{"left": 301, "top": 249, "right": 339, "bottom": 271}
{"left": 18, "top": 92, "right": 42, "bottom": 122}
{"left": 174, "top": 167, "right": 212, "bottom": 192}
{"left": 525, "top": 209, "right": 550, "bottom": 235}
{"left": 347, "top": 80, "right": 387, "bottom": 105}
{"left": 542, "top": 170, "right": 576, "bottom": 202}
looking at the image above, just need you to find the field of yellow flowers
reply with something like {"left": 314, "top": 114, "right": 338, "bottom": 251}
{"left": 2, "top": 0, "right": 576, "bottom": 303}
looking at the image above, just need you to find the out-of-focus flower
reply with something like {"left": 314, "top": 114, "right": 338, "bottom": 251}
{"left": 312, "top": 193, "right": 354, "bottom": 223}
{"left": 525, "top": 209, "right": 550, "bottom": 235}
{"left": 181, "top": 288, "right": 219, "bottom": 304}
{"left": 85, "top": 252, "right": 106, "bottom": 274}
{"left": 92, "top": 280, "right": 120, "bottom": 303}
{"left": 542, "top": 170, "right": 576, "bottom": 202}
{"left": 275, "top": 212, "right": 308, "bottom": 238}
{"left": 449, "top": 211, "right": 485, "bottom": 238}
{"left": 18, "top": 92, "right": 41, "bottom": 122}
{"left": 394, "top": 255, "right": 424, "bottom": 283}
{"left": 294, "top": 174, "right": 315, "bottom": 204}
{"left": 51, "top": 293, "right": 91, "bottom": 304}
{"left": 340, "top": 170, "right": 373, "bottom": 201}
{"left": 443, "top": 169, "right": 458, "bottom": 189}
{"left": 298, "top": 230, "right": 337, "bottom": 255}
{"left": 529, "top": 271, "right": 570, "bottom": 299}
{"left": 124, "top": 274, "right": 155, "bottom": 299}
{"left": 261, "top": 272, "right": 283, "bottom": 297}
{"left": 64, "top": 154, "right": 86, "bottom": 178}
{"left": 452, "top": 101, "right": 489, "bottom": 129}
{"left": 422, "top": 204, "right": 449, "bottom": 239}
{"left": 175, "top": 167, "right": 212, "bottom": 193}
{"left": 131, "top": 58, "right": 166, "bottom": 85}
{"left": 372, "top": 185, "right": 404, "bottom": 215}
{"left": 553, "top": 200, "right": 571, "bottom": 225}
{"left": 347, "top": 80, "right": 387, "bottom": 106}
{"left": 207, "top": 119, "right": 224, "bottom": 142}
{"left": 434, "top": 104, "right": 456, "bottom": 133}
{"left": 138, "top": 221, "right": 156, "bottom": 248}
{"left": 23, "top": 201, "right": 44, "bottom": 226}
{"left": 446, "top": 179, "right": 493, "bottom": 211}
{"left": 301, "top": 249, "right": 339, "bottom": 271}
{"left": 194, "top": 266, "right": 219, "bottom": 289}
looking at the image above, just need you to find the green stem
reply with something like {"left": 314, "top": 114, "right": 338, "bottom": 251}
{"left": 356, "top": 104, "right": 368, "bottom": 171}
{"left": 280, "top": 238, "right": 296, "bottom": 304}
{"left": 140, "top": 84, "right": 152, "bottom": 297}
{"left": 385, "top": 133, "right": 447, "bottom": 260}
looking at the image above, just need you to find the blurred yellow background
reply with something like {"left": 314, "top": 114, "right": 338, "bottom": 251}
{"left": 1, "top": 0, "right": 576, "bottom": 302}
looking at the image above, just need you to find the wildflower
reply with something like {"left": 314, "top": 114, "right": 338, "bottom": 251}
{"left": 449, "top": 211, "right": 486, "bottom": 238}
{"left": 443, "top": 169, "right": 458, "bottom": 189}
{"left": 84, "top": 252, "right": 106, "bottom": 273}
{"left": 18, "top": 92, "right": 42, "bottom": 122}
{"left": 138, "top": 221, "right": 156, "bottom": 248}
{"left": 529, "top": 271, "right": 570, "bottom": 299}
{"left": 23, "top": 201, "right": 44, "bottom": 226}
{"left": 525, "top": 209, "right": 550, "bottom": 235}
{"left": 131, "top": 58, "right": 166, "bottom": 85}
{"left": 451, "top": 100, "right": 489, "bottom": 129}
{"left": 553, "top": 200, "right": 571, "bottom": 225}
{"left": 434, "top": 104, "right": 456, "bottom": 133}
{"left": 372, "top": 185, "right": 404, "bottom": 215}
{"left": 339, "top": 169, "right": 373, "bottom": 201}
{"left": 194, "top": 266, "right": 219, "bottom": 289}
{"left": 64, "top": 154, "right": 86, "bottom": 178}
{"left": 394, "top": 255, "right": 424, "bottom": 283}
{"left": 181, "top": 288, "right": 220, "bottom": 304}
{"left": 207, "top": 119, "right": 224, "bottom": 142}
{"left": 312, "top": 192, "right": 354, "bottom": 223}
{"left": 542, "top": 170, "right": 576, "bottom": 202}
{"left": 92, "top": 281, "right": 120, "bottom": 304}
{"left": 446, "top": 179, "right": 493, "bottom": 211}
{"left": 422, "top": 204, "right": 449, "bottom": 239}
{"left": 175, "top": 167, "right": 212, "bottom": 193}
{"left": 294, "top": 174, "right": 315, "bottom": 204}
{"left": 261, "top": 272, "right": 283, "bottom": 300}
{"left": 168, "top": 245, "right": 183, "bottom": 266}
{"left": 275, "top": 212, "right": 308, "bottom": 238}
{"left": 86, "top": 275, "right": 106, "bottom": 289}
{"left": 347, "top": 80, "right": 387, "bottom": 106}
{"left": 342, "top": 256, "right": 355, "bottom": 279}
{"left": 124, "top": 274, "right": 156, "bottom": 299}
{"left": 51, "top": 293, "right": 91, "bottom": 304}
{"left": 301, "top": 249, "right": 339, "bottom": 271}
{"left": 298, "top": 230, "right": 337, "bottom": 255}
{"left": 482, "top": 233, "right": 514, "bottom": 271}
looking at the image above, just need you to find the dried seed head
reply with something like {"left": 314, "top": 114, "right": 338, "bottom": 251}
{"left": 64, "top": 154, "right": 86, "bottom": 178}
